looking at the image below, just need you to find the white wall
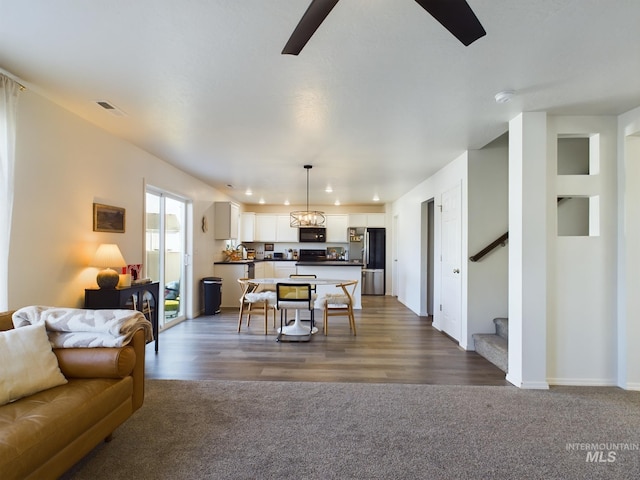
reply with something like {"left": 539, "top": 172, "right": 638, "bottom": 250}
{"left": 546, "top": 115, "right": 618, "bottom": 386}
{"left": 466, "top": 134, "right": 509, "bottom": 348}
{"left": 9, "top": 90, "right": 230, "bottom": 315}
{"left": 391, "top": 152, "right": 467, "bottom": 325}
{"left": 617, "top": 106, "right": 640, "bottom": 389}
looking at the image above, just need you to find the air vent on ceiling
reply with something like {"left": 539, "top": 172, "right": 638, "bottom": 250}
{"left": 94, "top": 100, "right": 126, "bottom": 117}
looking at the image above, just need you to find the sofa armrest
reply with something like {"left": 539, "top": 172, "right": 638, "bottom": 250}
{"left": 54, "top": 346, "right": 136, "bottom": 378}
{"left": 56, "top": 327, "right": 146, "bottom": 411}
{"left": 0, "top": 310, "right": 16, "bottom": 331}
{"left": 127, "top": 327, "right": 146, "bottom": 411}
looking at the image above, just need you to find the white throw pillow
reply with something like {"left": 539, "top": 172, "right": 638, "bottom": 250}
{"left": 0, "top": 323, "right": 68, "bottom": 405}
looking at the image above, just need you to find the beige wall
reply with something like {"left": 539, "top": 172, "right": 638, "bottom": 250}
{"left": 8, "top": 90, "right": 228, "bottom": 314}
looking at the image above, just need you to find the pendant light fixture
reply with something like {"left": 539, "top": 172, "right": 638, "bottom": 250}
{"left": 290, "top": 164, "right": 326, "bottom": 227}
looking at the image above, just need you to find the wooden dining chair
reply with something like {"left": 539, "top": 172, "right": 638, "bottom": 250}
{"left": 275, "top": 283, "right": 314, "bottom": 341}
{"left": 237, "top": 278, "right": 277, "bottom": 334}
{"left": 318, "top": 280, "right": 358, "bottom": 336}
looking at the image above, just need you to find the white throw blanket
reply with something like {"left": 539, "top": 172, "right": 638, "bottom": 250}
{"left": 12, "top": 305, "right": 154, "bottom": 348}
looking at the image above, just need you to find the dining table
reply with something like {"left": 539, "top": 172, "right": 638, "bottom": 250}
{"left": 247, "top": 277, "right": 356, "bottom": 340}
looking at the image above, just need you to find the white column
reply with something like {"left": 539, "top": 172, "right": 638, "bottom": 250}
{"left": 618, "top": 127, "right": 640, "bottom": 389}
{"left": 507, "top": 113, "right": 549, "bottom": 389}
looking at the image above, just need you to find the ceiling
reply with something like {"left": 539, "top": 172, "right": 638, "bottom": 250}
{"left": 2, "top": 1, "right": 640, "bottom": 207}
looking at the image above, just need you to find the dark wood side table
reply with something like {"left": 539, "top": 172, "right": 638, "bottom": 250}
{"left": 84, "top": 282, "right": 160, "bottom": 353}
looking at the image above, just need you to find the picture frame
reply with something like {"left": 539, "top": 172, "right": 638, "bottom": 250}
{"left": 265, "top": 243, "right": 274, "bottom": 251}
{"left": 93, "top": 203, "right": 125, "bottom": 233}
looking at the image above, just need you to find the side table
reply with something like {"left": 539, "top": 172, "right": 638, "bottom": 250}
{"left": 84, "top": 282, "right": 160, "bottom": 353}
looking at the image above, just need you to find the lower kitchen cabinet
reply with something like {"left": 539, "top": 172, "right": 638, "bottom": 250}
{"left": 213, "top": 263, "right": 253, "bottom": 308}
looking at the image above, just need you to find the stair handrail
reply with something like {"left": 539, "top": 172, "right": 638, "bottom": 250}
{"left": 469, "top": 198, "right": 571, "bottom": 262}
{"left": 469, "top": 232, "right": 508, "bottom": 262}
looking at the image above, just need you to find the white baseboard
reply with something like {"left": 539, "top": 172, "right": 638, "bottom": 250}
{"left": 547, "top": 377, "right": 617, "bottom": 387}
{"left": 505, "top": 373, "right": 549, "bottom": 389}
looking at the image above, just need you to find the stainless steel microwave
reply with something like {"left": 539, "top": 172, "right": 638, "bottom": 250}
{"left": 299, "top": 227, "right": 326, "bottom": 243}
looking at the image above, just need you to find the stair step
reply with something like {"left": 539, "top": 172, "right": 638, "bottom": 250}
{"left": 494, "top": 317, "right": 508, "bottom": 339}
{"left": 473, "top": 333, "right": 508, "bottom": 373}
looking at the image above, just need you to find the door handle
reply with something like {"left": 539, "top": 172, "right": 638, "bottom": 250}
{"left": 453, "top": 268, "right": 460, "bottom": 274}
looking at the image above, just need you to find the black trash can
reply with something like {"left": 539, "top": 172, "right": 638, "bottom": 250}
{"left": 202, "top": 277, "right": 222, "bottom": 315}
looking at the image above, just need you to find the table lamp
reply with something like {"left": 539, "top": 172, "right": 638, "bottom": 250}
{"left": 92, "top": 243, "right": 127, "bottom": 289}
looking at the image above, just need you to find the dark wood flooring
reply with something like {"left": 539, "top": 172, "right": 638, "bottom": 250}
{"left": 145, "top": 295, "right": 509, "bottom": 385}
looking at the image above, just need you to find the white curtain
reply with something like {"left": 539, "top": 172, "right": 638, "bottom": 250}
{"left": 0, "top": 74, "right": 21, "bottom": 311}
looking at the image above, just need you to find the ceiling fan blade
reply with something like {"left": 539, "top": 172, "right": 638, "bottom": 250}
{"left": 282, "top": 0, "right": 340, "bottom": 55}
{"left": 414, "top": 0, "right": 486, "bottom": 46}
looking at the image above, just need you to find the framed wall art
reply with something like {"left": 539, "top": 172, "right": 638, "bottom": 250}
{"left": 93, "top": 203, "right": 125, "bottom": 233}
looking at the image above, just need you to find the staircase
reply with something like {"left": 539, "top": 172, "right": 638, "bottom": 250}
{"left": 472, "top": 318, "right": 508, "bottom": 373}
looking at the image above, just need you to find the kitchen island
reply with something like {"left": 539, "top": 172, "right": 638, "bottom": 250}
{"left": 296, "top": 261, "right": 363, "bottom": 309}
{"left": 213, "top": 259, "right": 363, "bottom": 309}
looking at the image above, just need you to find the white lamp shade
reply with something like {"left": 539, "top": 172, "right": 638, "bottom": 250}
{"left": 92, "top": 244, "right": 127, "bottom": 268}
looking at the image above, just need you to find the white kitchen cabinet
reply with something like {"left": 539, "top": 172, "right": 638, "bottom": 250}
{"left": 254, "top": 261, "right": 265, "bottom": 279}
{"left": 348, "top": 214, "right": 367, "bottom": 227}
{"left": 214, "top": 202, "right": 240, "bottom": 240}
{"left": 325, "top": 214, "right": 349, "bottom": 242}
{"left": 255, "top": 215, "right": 277, "bottom": 242}
{"left": 262, "top": 261, "right": 274, "bottom": 278}
{"left": 366, "top": 213, "right": 386, "bottom": 228}
{"left": 214, "top": 263, "right": 250, "bottom": 307}
{"left": 274, "top": 262, "right": 297, "bottom": 278}
{"left": 240, "top": 213, "right": 255, "bottom": 242}
{"left": 349, "top": 213, "right": 385, "bottom": 228}
{"left": 276, "top": 215, "right": 298, "bottom": 242}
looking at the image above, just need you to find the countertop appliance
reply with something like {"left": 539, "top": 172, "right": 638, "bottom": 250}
{"left": 299, "top": 227, "right": 326, "bottom": 243}
{"left": 349, "top": 227, "right": 385, "bottom": 295}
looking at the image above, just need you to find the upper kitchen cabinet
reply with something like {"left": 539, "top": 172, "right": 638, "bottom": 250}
{"left": 325, "top": 214, "right": 349, "bottom": 242}
{"left": 255, "top": 214, "right": 277, "bottom": 242}
{"left": 276, "top": 215, "right": 298, "bottom": 242}
{"left": 349, "top": 213, "right": 386, "bottom": 228}
{"left": 240, "top": 212, "right": 255, "bottom": 242}
{"left": 214, "top": 202, "right": 239, "bottom": 240}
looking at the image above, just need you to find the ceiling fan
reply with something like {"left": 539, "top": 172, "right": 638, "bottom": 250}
{"left": 282, "top": 0, "right": 486, "bottom": 55}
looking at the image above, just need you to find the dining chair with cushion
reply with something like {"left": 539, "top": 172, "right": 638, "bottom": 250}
{"left": 287, "top": 274, "right": 316, "bottom": 324}
{"left": 275, "top": 283, "right": 315, "bottom": 341}
{"left": 237, "top": 278, "right": 277, "bottom": 334}
{"left": 317, "top": 280, "right": 358, "bottom": 336}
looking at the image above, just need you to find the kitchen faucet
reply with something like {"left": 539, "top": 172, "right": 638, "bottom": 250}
{"left": 235, "top": 244, "right": 248, "bottom": 259}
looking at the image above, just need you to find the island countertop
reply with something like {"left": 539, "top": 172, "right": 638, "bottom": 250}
{"left": 214, "top": 260, "right": 363, "bottom": 266}
{"left": 295, "top": 261, "right": 363, "bottom": 267}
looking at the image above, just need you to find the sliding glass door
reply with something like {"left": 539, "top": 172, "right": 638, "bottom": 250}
{"left": 146, "top": 189, "right": 187, "bottom": 330}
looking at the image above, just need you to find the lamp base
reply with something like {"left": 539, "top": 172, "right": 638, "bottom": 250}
{"left": 97, "top": 268, "right": 120, "bottom": 289}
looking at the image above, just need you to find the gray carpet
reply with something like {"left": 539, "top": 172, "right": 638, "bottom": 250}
{"left": 63, "top": 380, "right": 640, "bottom": 479}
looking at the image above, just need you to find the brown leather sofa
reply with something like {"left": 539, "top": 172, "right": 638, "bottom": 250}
{"left": 0, "top": 310, "right": 146, "bottom": 480}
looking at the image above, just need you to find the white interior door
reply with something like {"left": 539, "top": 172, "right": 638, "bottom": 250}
{"left": 440, "top": 183, "right": 462, "bottom": 341}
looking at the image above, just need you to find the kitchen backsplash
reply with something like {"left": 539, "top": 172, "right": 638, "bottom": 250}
{"left": 241, "top": 242, "right": 348, "bottom": 260}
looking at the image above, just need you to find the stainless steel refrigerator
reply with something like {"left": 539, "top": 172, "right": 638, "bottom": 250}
{"left": 348, "top": 227, "right": 385, "bottom": 295}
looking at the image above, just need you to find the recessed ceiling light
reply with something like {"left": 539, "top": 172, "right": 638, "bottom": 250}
{"left": 325, "top": 185, "right": 333, "bottom": 193}
{"left": 494, "top": 90, "right": 515, "bottom": 104}
{"left": 259, "top": 198, "right": 265, "bottom": 204}
{"left": 372, "top": 194, "right": 380, "bottom": 202}
{"left": 245, "top": 189, "right": 253, "bottom": 196}
{"left": 334, "top": 200, "right": 341, "bottom": 206}
{"left": 284, "top": 200, "right": 290, "bottom": 206}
